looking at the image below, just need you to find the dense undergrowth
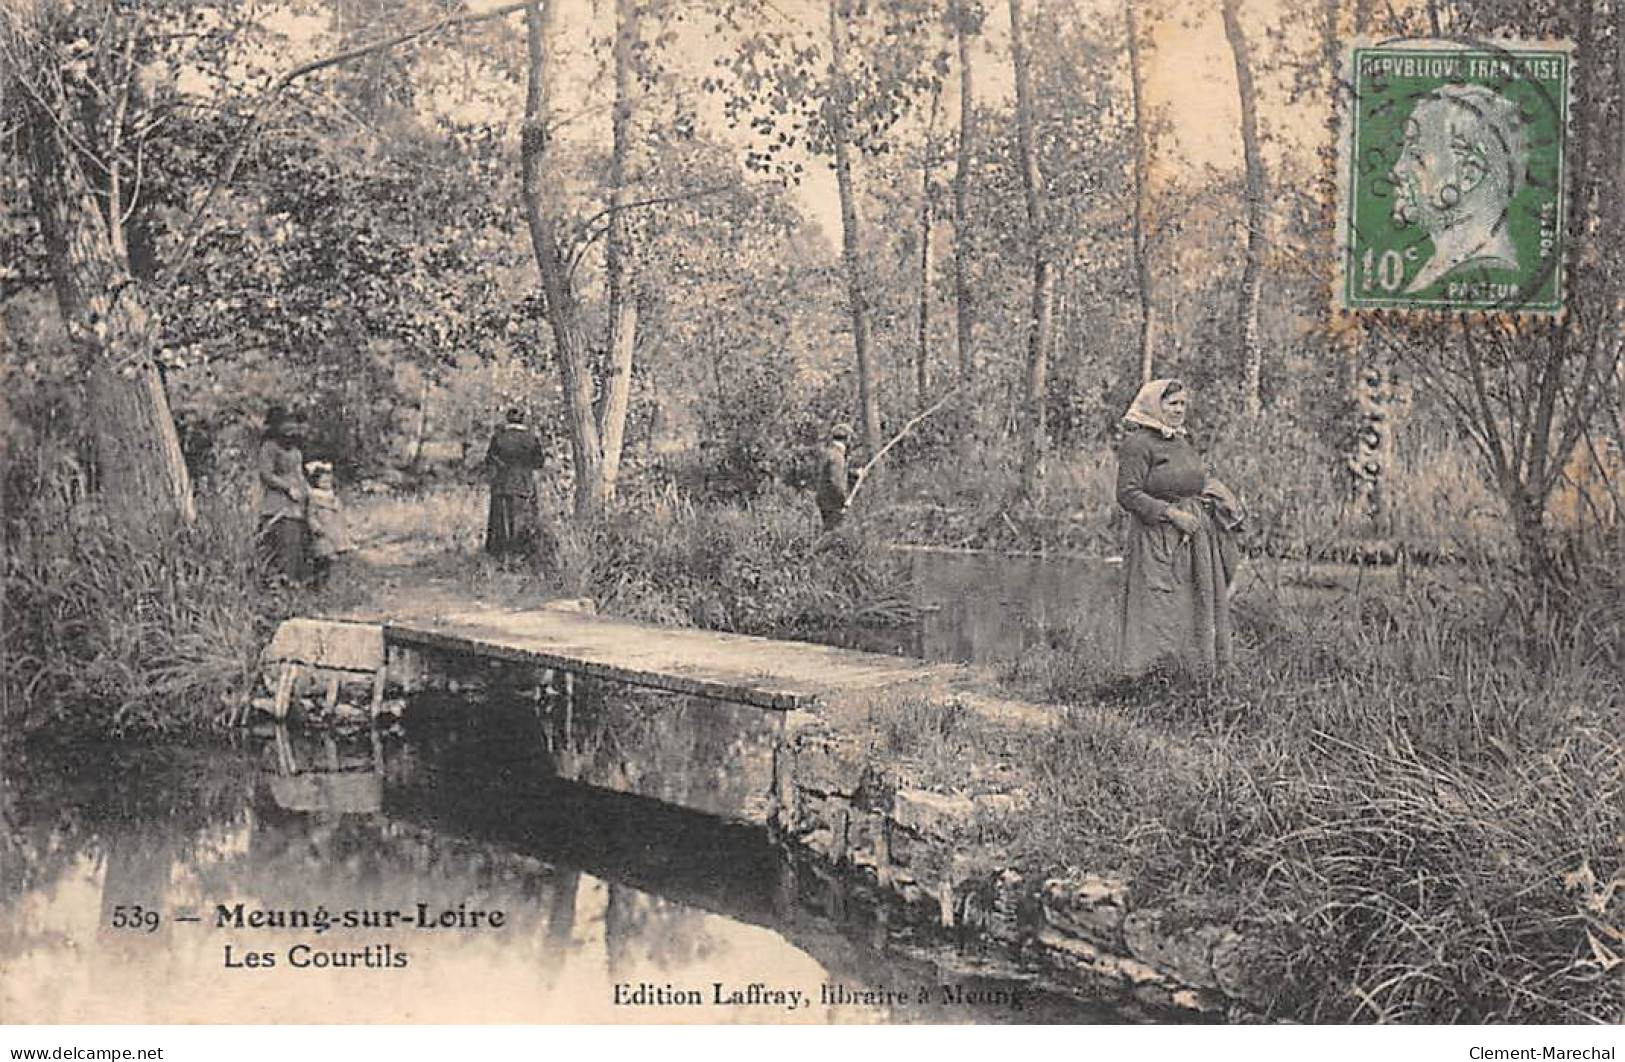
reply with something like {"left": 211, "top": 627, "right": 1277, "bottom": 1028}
{"left": 553, "top": 483, "right": 913, "bottom": 635}
{"left": 2, "top": 491, "right": 275, "bottom": 738}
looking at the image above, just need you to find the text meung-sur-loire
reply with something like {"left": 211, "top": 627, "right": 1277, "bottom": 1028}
{"left": 214, "top": 902, "right": 507, "bottom": 932}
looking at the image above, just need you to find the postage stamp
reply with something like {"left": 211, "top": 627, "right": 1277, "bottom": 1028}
{"left": 1337, "top": 39, "right": 1572, "bottom": 314}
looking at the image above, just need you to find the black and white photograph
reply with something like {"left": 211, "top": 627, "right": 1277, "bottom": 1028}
{"left": 0, "top": 0, "right": 1621, "bottom": 1041}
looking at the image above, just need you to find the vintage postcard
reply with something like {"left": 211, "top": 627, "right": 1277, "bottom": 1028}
{"left": 1, "top": 0, "right": 1620, "bottom": 1041}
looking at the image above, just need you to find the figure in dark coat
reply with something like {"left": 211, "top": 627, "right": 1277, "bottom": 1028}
{"left": 484, "top": 408, "right": 546, "bottom": 558}
{"left": 816, "top": 422, "right": 855, "bottom": 531}
{"left": 257, "top": 406, "right": 312, "bottom": 586}
{"left": 1114, "top": 379, "right": 1244, "bottom": 675}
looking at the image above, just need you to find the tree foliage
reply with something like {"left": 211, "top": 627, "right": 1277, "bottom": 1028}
{"left": 0, "top": 0, "right": 1616, "bottom": 574}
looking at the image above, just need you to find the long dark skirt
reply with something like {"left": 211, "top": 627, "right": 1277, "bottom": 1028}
{"left": 485, "top": 491, "right": 539, "bottom": 558}
{"left": 817, "top": 487, "right": 847, "bottom": 531}
{"left": 1116, "top": 504, "right": 1236, "bottom": 676}
{"left": 258, "top": 515, "right": 311, "bottom": 585}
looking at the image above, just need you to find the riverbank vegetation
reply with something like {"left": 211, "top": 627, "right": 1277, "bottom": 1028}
{"left": 2, "top": 487, "right": 273, "bottom": 739}
{"left": 868, "top": 562, "right": 1624, "bottom": 1023}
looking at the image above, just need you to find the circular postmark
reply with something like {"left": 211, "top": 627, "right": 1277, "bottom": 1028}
{"left": 1337, "top": 35, "right": 1572, "bottom": 315}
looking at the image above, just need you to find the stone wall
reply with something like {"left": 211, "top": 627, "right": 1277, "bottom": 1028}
{"left": 769, "top": 710, "right": 1278, "bottom": 1021}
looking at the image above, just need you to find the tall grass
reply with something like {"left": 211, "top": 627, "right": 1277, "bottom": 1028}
{"left": 2, "top": 491, "right": 274, "bottom": 738}
{"left": 866, "top": 564, "right": 1624, "bottom": 1023}
{"left": 344, "top": 484, "right": 488, "bottom": 555}
{"left": 554, "top": 483, "right": 913, "bottom": 634}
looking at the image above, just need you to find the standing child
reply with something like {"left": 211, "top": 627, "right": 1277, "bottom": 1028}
{"left": 304, "top": 461, "right": 352, "bottom": 587}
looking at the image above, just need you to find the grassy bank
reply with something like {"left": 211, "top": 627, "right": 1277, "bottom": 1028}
{"left": 2, "top": 493, "right": 275, "bottom": 738}
{"left": 862, "top": 563, "right": 1624, "bottom": 1023}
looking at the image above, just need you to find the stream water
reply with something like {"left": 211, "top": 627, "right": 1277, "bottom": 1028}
{"left": 0, "top": 552, "right": 1174, "bottom": 1024}
{"left": 1, "top": 716, "right": 1112, "bottom": 1024}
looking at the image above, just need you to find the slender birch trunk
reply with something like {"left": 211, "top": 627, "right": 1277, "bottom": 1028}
{"left": 1010, "top": 0, "right": 1055, "bottom": 495}
{"left": 828, "top": 0, "right": 883, "bottom": 457}
{"left": 916, "top": 80, "right": 940, "bottom": 410}
{"left": 952, "top": 0, "right": 977, "bottom": 381}
{"left": 1220, "top": 0, "right": 1265, "bottom": 416}
{"left": 597, "top": 0, "right": 640, "bottom": 499}
{"left": 1124, "top": 0, "right": 1156, "bottom": 383}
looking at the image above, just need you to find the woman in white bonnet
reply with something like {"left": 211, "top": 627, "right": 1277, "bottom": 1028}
{"left": 1114, "top": 379, "right": 1244, "bottom": 675}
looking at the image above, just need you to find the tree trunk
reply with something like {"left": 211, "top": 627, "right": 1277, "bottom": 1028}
{"left": 1010, "top": 0, "right": 1055, "bottom": 496}
{"left": 916, "top": 80, "right": 940, "bottom": 410}
{"left": 522, "top": 1, "right": 605, "bottom": 519}
{"left": 596, "top": 0, "right": 639, "bottom": 500}
{"left": 1221, "top": 0, "right": 1265, "bottom": 417}
{"left": 1124, "top": 0, "right": 1156, "bottom": 384}
{"left": 952, "top": 0, "right": 976, "bottom": 381}
{"left": 827, "top": 0, "right": 883, "bottom": 457}
{"left": 408, "top": 372, "right": 430, "bottom": 470}
{"left": 20, "top": 99, "right": 194, "bottom": 528}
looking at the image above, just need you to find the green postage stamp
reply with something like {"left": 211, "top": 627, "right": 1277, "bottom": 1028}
{"left": 1338, "top": 39, "right": 1571, "bottom": 314}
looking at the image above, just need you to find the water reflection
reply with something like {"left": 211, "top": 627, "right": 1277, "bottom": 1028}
{"left": 261, "top": 724, "right": 383, "bottom": 815}
{"left": 551, "top": 685, "right": 780, "bottom": 824}
{"left": 822, "top": 550, "right": 1122, "bottom": 664}
{"left": 1, "top": 722, "right": 1105, "bottom": 1025}
{"left": 909, "top": 550, "right": 1121, "bottom": 664}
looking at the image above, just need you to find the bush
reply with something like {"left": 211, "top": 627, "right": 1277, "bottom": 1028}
{"left": 555, "top": 483, "right": 912, "bottom": 635}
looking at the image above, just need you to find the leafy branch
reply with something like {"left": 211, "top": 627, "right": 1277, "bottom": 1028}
{"left": 165, "top": 0, "right": 532, "bottom": 282}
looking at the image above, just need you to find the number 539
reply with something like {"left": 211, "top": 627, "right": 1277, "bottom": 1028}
{"left": 110, "top": 904, "right": 160, "bottom": 932}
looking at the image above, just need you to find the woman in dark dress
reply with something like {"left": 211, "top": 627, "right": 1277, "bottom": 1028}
{"left": 257, "top": 406, "right": 312, "bottom": 585}
{"left": 483, "top": 407, "right": 546, "bottom": 558}
{"left": 1114, "top": 379, "right": 1244, "bottom": 675}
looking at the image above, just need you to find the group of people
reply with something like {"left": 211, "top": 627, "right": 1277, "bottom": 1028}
{"left": 260, "top": 379, "right": 1244, "bottom": 678}
{"left": 256, "top": 404, "right": 545, "bottom": 586}
{"left": 257, "top": 406, "right": 352, "bottom": 587}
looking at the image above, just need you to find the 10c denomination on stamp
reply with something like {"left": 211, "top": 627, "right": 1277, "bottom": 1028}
{"left": 1337, "top": 38, "right": 1572, "bottom": 314}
